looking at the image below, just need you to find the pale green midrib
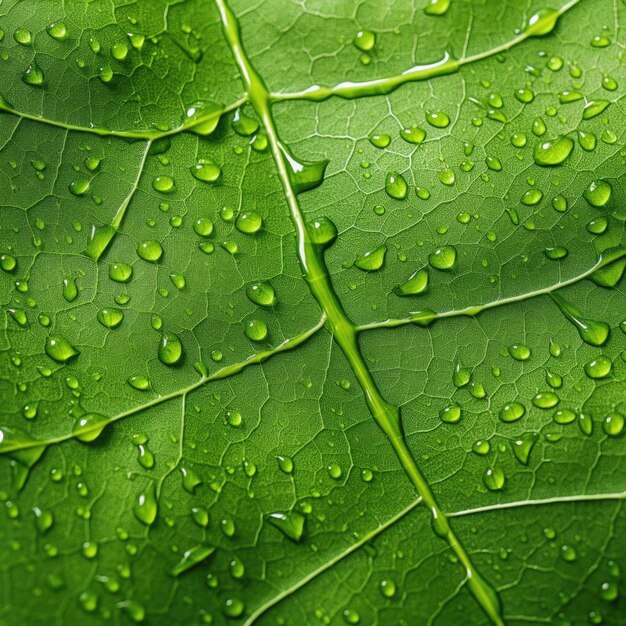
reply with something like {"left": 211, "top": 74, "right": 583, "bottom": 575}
{"left": 0, "top": 96, "right": 247, "bottom": 139}
{"left": 447, "top": 490, "right": 626, "bottom": 518}
{"left": 357, "top": 250, "right": 623, "bottom": 331}
{"left": 245, "top": 490, "right": 625, "bottom": 626}
{"left": 269, "top": 0, "right": 580, "bottom": 103}
{"left": 242, "top": 498, "right": 423, "bottom": 626}
{"left": 214, "top": 1, "right": 503, "bottom": 624}
{"left": 0, "top": 316, "right": 326, "bottom": 453}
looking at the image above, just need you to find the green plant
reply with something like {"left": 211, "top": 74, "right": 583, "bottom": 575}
{"left": 1, "top": 0, "right": 625, "bottom": 624}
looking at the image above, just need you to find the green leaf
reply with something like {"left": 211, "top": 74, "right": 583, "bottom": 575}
{"left": 1, "top": 0, "right": 625, "bottom": 625}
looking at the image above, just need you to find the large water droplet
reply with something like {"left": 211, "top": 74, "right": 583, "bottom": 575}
{"left": 137, "top": 240, "right": 163, "bottom": 262}
{"left": 428, "top": 245, "right": 456, "bottom": 270}
{"left": 355, "top": 245, "right": 386, "bottom": 271}
{"left": 533, "top": 136, "right": 573, "bottom": 166}
{"left": 72, "top": 413, "right": 109, "bottom": 442}
{"left": 133, "top": 484, "right": 157, "bottom": 525}
{"left": 583, "top": 180, "right": 612, "bottom": 207}
{"left": 158, "top": 332, "right": 183, "bottom": 365}
{"left": 267, "top": 511, "right": 305, "bottom": 542}
{"left": 170, "top": 544, "right": 215, "bottom": 576}
{"left": 246, "top": 282, "right": 275, "bottom": 307}
{"left": 394, "top": 268, "right": 428, "bottom": 296}
{"left": 385, "top": 172, "right": 407, "bottom": 199}
{"left": 45, "top": 335, "right": 80, "bottom": 363}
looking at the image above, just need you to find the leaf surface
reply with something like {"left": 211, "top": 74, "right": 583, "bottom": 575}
{"left": 1, "top": 1, "right": 625, "bottom": 625}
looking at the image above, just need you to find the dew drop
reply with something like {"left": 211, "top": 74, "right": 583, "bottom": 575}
{"left": 246, "top": 281, "right": 275, "bottom": 307}
{"left": 133, "top": 484, "right": 157, "bottom": 525}
{"left": 170, "top": 545, "right": 215, "bottom": 576}
{"left": 425, "top": 111, "right": 450, "bottom": 128}
{"left": 191, "top": 160, "right": 221, "bottom": 183}
{"left": 353, "top": 30, "right": 375, "bottom": 51}
{"left": 533, "top": 136, "right": 573, "bottom": 166}
{"left": 97, "top": 308, "right": 124, "bottom": 329}
{"left": 137, "top": 240, "right": 163, "bottom": 262}
{"left": 483, "top": 467, "right": 505, "bottom": 491}
{"left": 385, "top": 172, "right": 407, "bottom": 199}
{"left": 244, "top": 319, "right": 268, "bottom": 342}
{"left": 583, "top": 180, "right": 612, "bottom": 208}
{"left": 428, "top": 245, "right": 456, "bottom": 270}
{"left": 499, "top": 402, "right": 525, "bottom": 423}
{"left": 158, "top": 332, "right": 183, "bottom": 365}
{"left": 72, "top": 413, "right": 108, "bottom": 442}
{"left": 394, "top": 267, "right": 428, "bottom": 296}
{"left": 235, "top": 211, "right": 262, "bottom": 234}
{"left": 45, "top": 335, "right": 79, "bottom": 363}
{"left": 355, "top": 245, "right": 386, "bottom": 271}
{"left": 584, "top": 356, "right": 612, "bottom": 379}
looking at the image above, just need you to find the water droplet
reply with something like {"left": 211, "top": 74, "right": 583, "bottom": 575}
{"left": 191, "top": 160, "right": 221, "bottom": 183}
{"left": 137, "top": 240, "right": 163, "bottom": 262}
{"left": 385, "top": 172, "right": 407, "bottom": 199}
{"left": 511, "top": 132, "right": 527, "bottom": 148}
{"left": 221, "top": 517, "right": 236, "bottom": 537}
{"left": 521, "top": 189, "right": 543, "bottom": 206}
{"left": 22, "top": 62, "right": 44, "bottom": 87}
{"left": 553, "top": 408, "right": 576, "bottom": 424}
{"left": 170, "top": 544, "right": 215, "bottom": 576}
{"left": 603, "top": 412, "right": 624, "bottom": 437}
{"left": 533, "top": 136, "right": 573, "bottom": 166}
{"left": 225, "top": 409, "right": 242, "bottom": 427}
{"left": 232, "top": 109, "right": 259, "bottom": 136}
{"left": 354, "top": 30, "right": 375, "bottom": 51}
{"left": 394, "top": 267, "right": 428, "bottom": 296}
{"left": 532, "top": 392, "right": 559, "bottom": 409}
{"left": 47, "top": 22, "right": 68, "bottom": 40}
{"left": 440, "top": 403, "right": 461, "bottom": 423}
{"left": 134, "top": 484, "right": 157, "bottom": 525}
{"left": 514, "top": 87, "right": 534, "bottom": 103}
{"left": 33, "top": 506, "right": 54, "bottom": 534}
{"left": 158, "top": 332, "right": 183, "bottom": 365}
{"left": 14, "top": 28, "right": 32, "bottom": 45}
{"left": 267, "top": 511, "right": 304, "bottom": 540}
{"left": 508, "top": 344, "right": 531, "bottom": 361}
{"left": 78, "top": 590, "right": 98, "bottom": 612}
{"left": 152, "top": 175, "right": 174, "bottom": 193}
{"left": 483, "top": 467, "right": 505, "bottom": 491}
{"left": 343, "top": 609, "right": 361, "bottom": 624}
{"left": 429, "top": 245, "right": 456, "bottom": 270}
{"left": 69, "top": 179, "right": 90, "bottom": 196}
{"left": 45, "top": 335, "right": 79, "bottom": 363}
{"left": 111, "top": 41, "right": 128, "bottom": 60}
{"left": 276, "top": 455, "right": 294, "bottom": 474}
{"left": 355, "top": 245, "right": 386, "bottom": 271}
{"left": 584, "top": 356, "right": 612, "bottom": 379}
{"left": 438, "top": 168, "right": 455, "bottom": 186}
{"left": 532, "top": 117, "right": 546, "bottom": 137}
{"left": 575, "top": 413, "right": 592, "bottom": 438}
{"left": 578, "top": 130, "right": 596, "bottom": 151}
{"left": 599, "top": 581, "right": 619, "bottom": 601}
{"left": 426, "top": 111, "right": 450, "bottom": 128}
{"left": 560, "top": 544, "right": 577, "bottom": 562}
{"left": 512, "top": 433, "right": 537, "bottom": 465}
{"left": 583, "top": 180, "right": 612, "bottom": 208}
{"left": 244, "top": 319, "right": 268, "bottom": 342}
{"left": 279, "top": 142, "right": 328, "bottom": 194}
{"left": 369, "top": 133, "right": 390, "bottom": 148}
{"left": 72, "top": 413, "right": 108, "bottom": 442}
{"left": 97, "top": 308, "right": 124, "bottom": 329}
{"left": 550, "top": 293, "right": 610, "bottom": 346}
{"left": 424, "top": 0, "right": 450, "bottom": 15}
{"left": 191, "top": 506, "right": 209, "bottom": 527}
{"left": 246, "top": 282, "right": 275, "bottom": 307}
{"left": 582, "top": 100, "right": 610, "bottom": 120}
{"left": 0, "top": 254, "right": 17, "bottom": 273}
{"left": 307, "top": 216, "right": 337, "bottom": 247}
{"left": 499, "top": 402, "right": 526, "bottom": 422}
{"left": 544, "top": 246, "right": 568, "bottom": 260}
{"left": 235, "top": 211, "right": 262, "bottom": 234}
{"left": 526, "top": 9, "right": 560, "bottom": 37}
{"left": 222, "top": 597, "right": 245, "bottom": 619}
{"left": 399, "top": 126, "right": 426, "bottom": 145}
{"left": 193, "top": 217, "right": 213, "bottom": 237}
